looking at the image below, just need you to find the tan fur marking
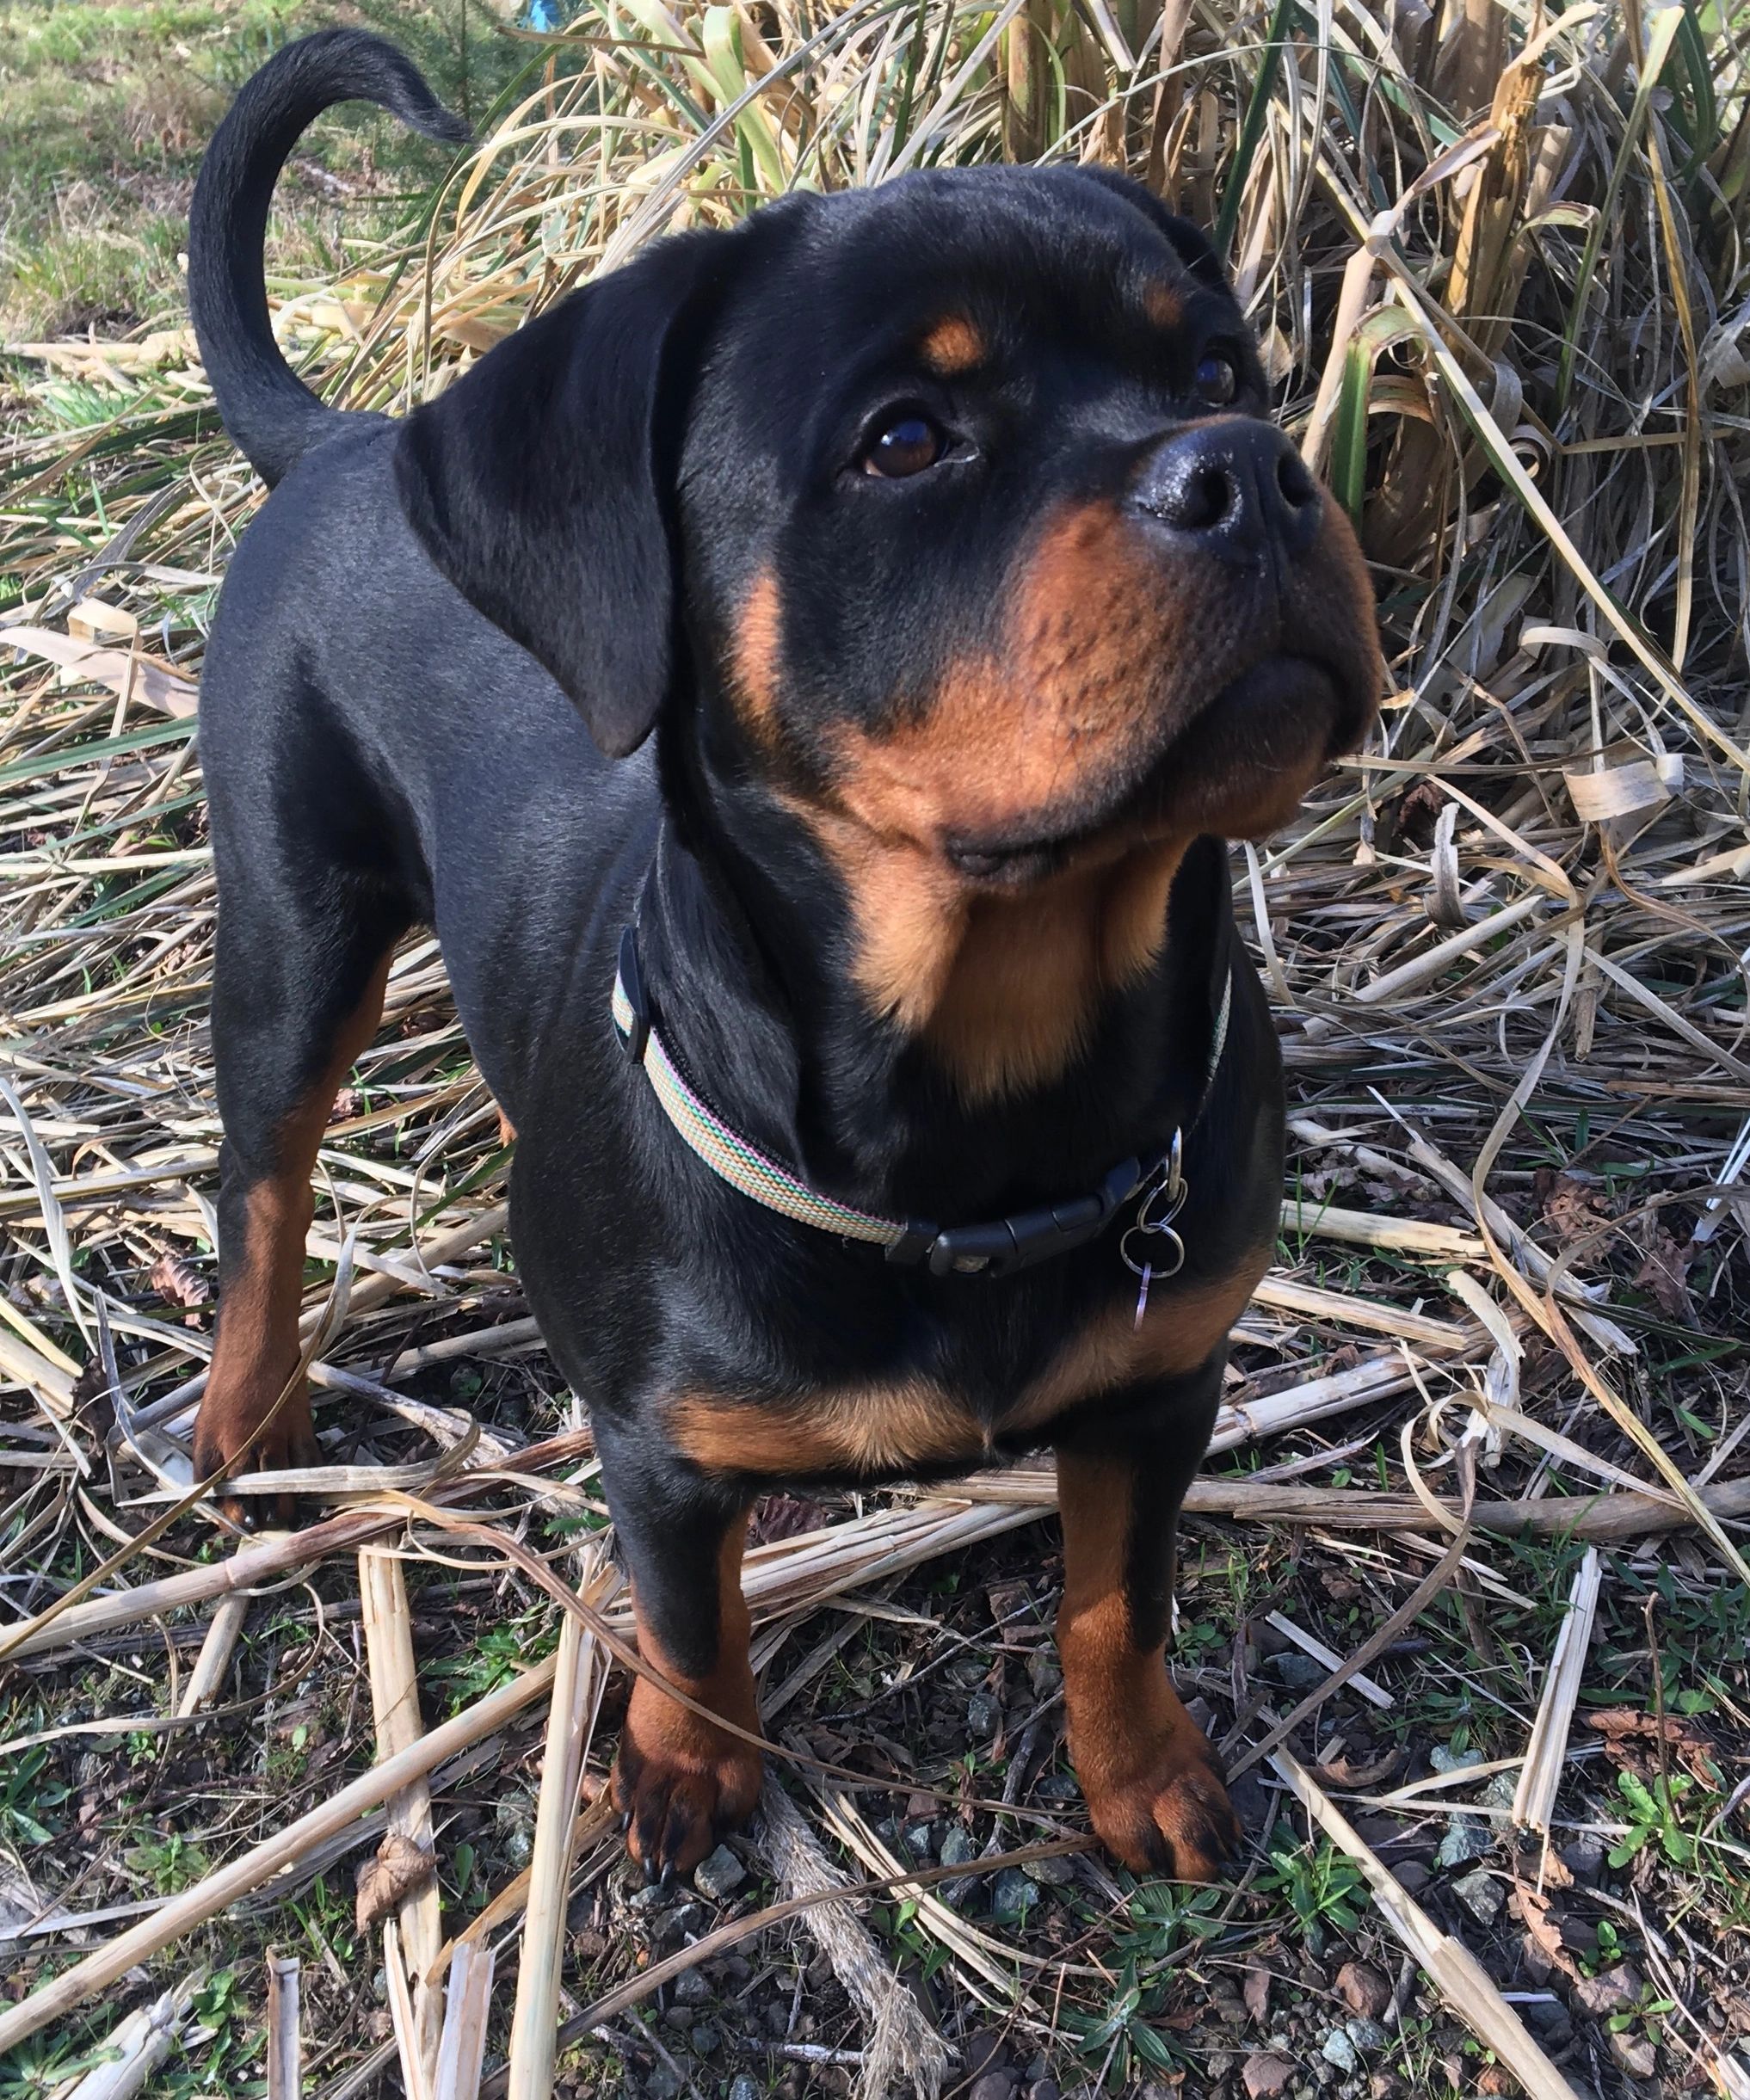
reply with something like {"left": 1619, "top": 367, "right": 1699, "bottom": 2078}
{"left": 1143, "top": 280, "right": 1184, "bottom": 330}
{"left": 919, "top": 314, "right": 986, "bottom": 374}
{"left": 921, "top": 838, "right": 1189, "bottom": 1099}
{"left": 1057, "top": 1449, "right": 1239, "bottom": 1880}
{"left": 730, "top": 568, "right": 785, "bottom": 742}
{"left": 666, "top": 1239, "right": 1268, "bottom": 1480}
{"left": 616, "top": 1517, "right": 763, "bottom": 1875}
{"left": 1003, "top": 1235, "right": 1272, "bottom": 1438}
{"left": 194, "top": 953, "right": 394, "bottom": 1509}
{"left": 788, "top": 473, "right": 1381, "bottom": 1101}
{"left": 669, "top": 1385, "right": 988, "bottom": 1476}
{"left": 804, "top": 501, "right": 1200, "bottom": 1098}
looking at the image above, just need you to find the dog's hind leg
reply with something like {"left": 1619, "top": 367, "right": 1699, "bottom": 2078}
{"left": 192, "top": 864, "right": 408, "bottom": 1529}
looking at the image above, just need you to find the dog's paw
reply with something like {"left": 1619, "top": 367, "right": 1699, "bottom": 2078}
{"left": 1080, "top": 1727, "right": 1243, "bottom": 1884}
{"left": 613, "top": 1676, "right": 762, "bottom": 1883}
{"left": 192, "top": 1381, "right": 318, "bottom": 1531}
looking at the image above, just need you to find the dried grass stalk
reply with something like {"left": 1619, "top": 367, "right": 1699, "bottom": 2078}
{"left": 1512, "top": 1544, "right": 1604, "bottom": 1840}
{"left": 506, "top": 1555, "right": 613, "bottom": 2100}
{"left": 953, "top": 1466, "right": 1750, "bottom": 1538}
{"left": 53, "top": 1968, "right": 205, "bottom": 2100}
{"left": 755, "top": 1776, "right": 951, "bottom": 2100}
{"left": 267, "top": 1952, "right": 301, "bottom": 2100}
{"left": 360, "top": 1545, "right": 445, "bottom": 2097}
{"left": 434, "top": 1940, "right": 496, "bottom": 2100}
{"left": 174, "top": 1587, "right": 255, "bottom": 1717}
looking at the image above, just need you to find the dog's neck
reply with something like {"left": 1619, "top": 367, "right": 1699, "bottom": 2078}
{"left": 634, "top": 762, "right": 1235, "bottom": 1231}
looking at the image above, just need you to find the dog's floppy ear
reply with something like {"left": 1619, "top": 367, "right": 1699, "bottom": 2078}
{"left": 1064, "top": 169, "right": 1232, "bottom": 299}
{"left": 395, "top": 229, "right": 736, "bottom": 759}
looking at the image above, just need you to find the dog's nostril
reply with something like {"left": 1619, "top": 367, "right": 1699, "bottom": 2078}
{"left": 1276, "top": 453, "right": 1316, "bottom": 510}
{"left": 1175, "top": 465, "right": 1235, "bottom": 533}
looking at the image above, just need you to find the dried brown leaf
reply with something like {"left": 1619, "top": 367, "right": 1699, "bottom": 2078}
{"left": 354, "top": 1832, "right": 434, "bottom": 1934}
{"left": 149, "top": 1253, "right": 206, "bottom": 1311}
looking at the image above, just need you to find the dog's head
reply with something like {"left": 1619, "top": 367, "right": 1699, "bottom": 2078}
{"left": 397, "top": 170, "right": 1382, "bottom": 1088}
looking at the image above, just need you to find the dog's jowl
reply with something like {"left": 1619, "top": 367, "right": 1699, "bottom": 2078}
{"left": 188, "top": 30, "right": 1383, "bottom": 1882}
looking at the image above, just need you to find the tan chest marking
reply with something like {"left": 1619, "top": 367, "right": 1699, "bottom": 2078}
{"left": 664, "top": 1241, "right": 1270, "bottom": 1478}
{"left": 668, "top": 1383, "right": 988, "bottom": 1477}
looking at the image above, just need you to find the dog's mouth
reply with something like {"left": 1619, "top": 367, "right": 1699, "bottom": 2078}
{"left": 942, "top": 653, "right": 1353, "bottom": 885}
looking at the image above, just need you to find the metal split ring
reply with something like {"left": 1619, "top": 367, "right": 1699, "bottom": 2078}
{"left": 1119, "top": 1221, "right": 1186, "bottom": 1280}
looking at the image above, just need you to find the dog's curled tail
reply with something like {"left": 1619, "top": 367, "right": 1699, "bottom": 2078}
{"left": 189, "top": 30, "right": 469, "bottom": 488}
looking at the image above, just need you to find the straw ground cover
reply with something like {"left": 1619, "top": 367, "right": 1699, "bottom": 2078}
{"left": 3, "top": 0, "right": 1748, "bottom": 2093}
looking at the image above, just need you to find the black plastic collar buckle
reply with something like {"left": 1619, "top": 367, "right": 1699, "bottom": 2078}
{"left": 616, "top": 925, "right": 650, "bottom": 1066}
{"left": 888, "top": 1155, "right": 1145, "bottom": 1279}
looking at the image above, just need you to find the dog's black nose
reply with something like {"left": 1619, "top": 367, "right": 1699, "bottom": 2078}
{"left": 1133, "top": 420, "right": 1320, "bottom": 563}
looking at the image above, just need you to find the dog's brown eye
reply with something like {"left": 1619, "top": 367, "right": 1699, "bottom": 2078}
{"left": 863, "top": 411, "right": 944, "bottom": 478}
{"left": 1194, "top": 352, "right": 1239, "bottom": 406}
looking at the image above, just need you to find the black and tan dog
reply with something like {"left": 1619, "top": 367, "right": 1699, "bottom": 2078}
{"left": 186, "top": 31, "right": 1382, "bottom": 1886}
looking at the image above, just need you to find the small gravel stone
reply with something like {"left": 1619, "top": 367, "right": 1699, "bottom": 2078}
{"left": 693, "top": 1844, "right": 745, "bottom": 1900}
{"left": 1346, "top": 2018, "right": 1390, "bottom": 2054}
{"left": 940, "top": 1825, "right": 977, "bottom": 1867}
{"left": 904, "top": 1820, "right": 937, "bottom": 1859}
{"left": 627, "top": 1881, "right": 672, "bottom": 1912}
{"left": 990, "top": 1867, "right": 1039, "bottom": 1921}
{"left": 1242, "top": 2053, "right": 1295, "bottom": 2098}
{"left": 728, "top": 2078, "right": 761, "bottom": 2100}
{"left": 1433, "top": 1816, "right": 1492, "bottom": 1869}
{"left": 966, "top": 1690, "right": 1002, "bottom": 1736}
{"left": 1026, "top": 1653, "right": 1063, "bottom": 1696}
{"left": 690, "top": 2021, "right": 719, "bottom": 2054}
{"left": 1029, "top": 1849, "right": 1075, "bottom": 1886}
{"left": 1428, "top": 1744, "right": 1486, "bottom": 1776}
{"left": 1609, "top": 2029, "right": 1657, "bottom": 2079}
{"left": 1560, "top": 1834, "right": 1606, "bottom": 1886}
{"left": 1524, "top": 1999, "right": 1572, "bottom": 2046}
{"left": 674, "top": 1969, "right": 712, "bottom": 2005}
{"left": 1321, "top": 2027, "right": 1361, "bottom": 2073}
{"left": 968, "top": 2076, "right": 1017, "bottom": 2100}
{"left": 1574, "top": 1962, "right": 1642, "bottom": 2017}
{"left": 1481, "top": 1771, "right": 1519, "bottom": 1810}
{"left": 1336, "top": 1961, "right": 1390, "bottom": 2020}
{"left": 1451, "top": 1867, "right": 1503, "bottom": 1923}
{"left": 1269, "top": 1652, "right": 1328, "bottom": 1689}
{"left": 963, "top": 2032, "right": 1009, "bottom": 2079}
{"left": 644, "top": 2068, "right": 681, "bottom": 2100}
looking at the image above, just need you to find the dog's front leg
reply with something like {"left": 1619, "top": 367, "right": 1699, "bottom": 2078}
{"left": 1054, "top": 1368, "right": 1242, "bottom": 1883}
{"left": 598, "top": 1432, "right": 762, "bottom": 1881}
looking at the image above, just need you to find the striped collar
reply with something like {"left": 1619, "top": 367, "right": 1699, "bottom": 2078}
{"left": 612, "top": 923, "right": 1231, "bottom": 1279}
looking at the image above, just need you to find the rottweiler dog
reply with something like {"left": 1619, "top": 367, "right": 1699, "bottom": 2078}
{"left": 186, "top": 30, "right": 1382, "bottom": 1885}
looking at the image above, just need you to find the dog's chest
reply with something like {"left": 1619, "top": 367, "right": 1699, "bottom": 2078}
{"left": 663, "top": 1247, "right": 1266, "bottom": 1479}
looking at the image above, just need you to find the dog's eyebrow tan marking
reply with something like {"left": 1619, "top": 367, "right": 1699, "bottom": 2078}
{"left": 918, "top": 314, "right": 987, "bottom": 374}
{"left": 1142, "top": 280, "right": 1184, "bottom": 330}
{"left": 730, "top": 567, "right": 785, "bottom": 744}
